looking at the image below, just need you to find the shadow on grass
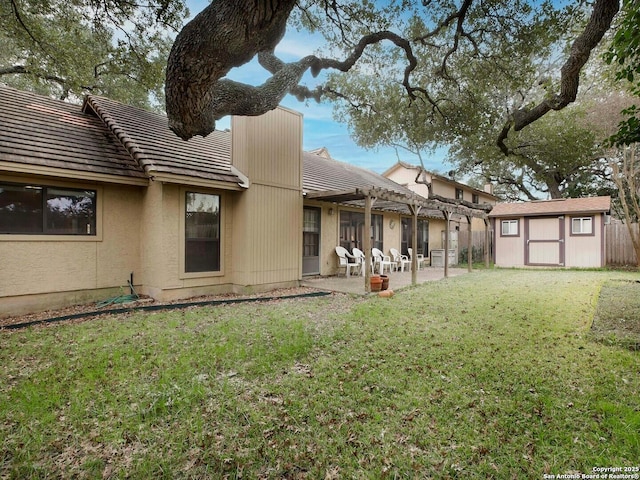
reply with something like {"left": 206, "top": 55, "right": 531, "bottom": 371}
{"left": 592, "top": 278, "right": 640, "bottom": 351}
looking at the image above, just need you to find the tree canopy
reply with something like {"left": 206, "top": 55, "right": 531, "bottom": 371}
{"left": 165, "top": 0, "right": 620, "bottom": 149}
{"left": 0, "top": 0, "right": 187, "bottom": 108}
{"left": 605, "top": 0, "right": 640, "bottom": 146}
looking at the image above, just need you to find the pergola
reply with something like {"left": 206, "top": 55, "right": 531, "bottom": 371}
{"left": 305, "top": 186, "right": 493, "bottom": 292}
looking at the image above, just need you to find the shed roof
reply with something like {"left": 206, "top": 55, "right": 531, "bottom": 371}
{"left": 488, "top": 196, "right": 611, "bottom": 218}
{"left": 0, "top": 85, "right": 147, "bottom": 183}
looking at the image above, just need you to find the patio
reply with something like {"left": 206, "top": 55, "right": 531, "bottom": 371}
{"left": 301, "top": 266, "right": 471, "bottom": 295}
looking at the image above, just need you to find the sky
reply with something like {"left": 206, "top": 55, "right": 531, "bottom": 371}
{"left": 186, "top": 2, "right": 449, "bottom": 175}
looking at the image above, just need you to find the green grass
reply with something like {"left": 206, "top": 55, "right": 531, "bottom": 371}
{"left": 592, "top": 278, "right": 640, "bottom": 350}
{"left": 1, "top": 270, "right": 639, "bottom": 478}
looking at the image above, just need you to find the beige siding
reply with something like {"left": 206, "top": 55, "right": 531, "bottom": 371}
{"left": 383, "top": 214, "right": 402, "bottom": 257}
{"left": 385, "top": 166, "right": 430, "bottom": 198}
{"left": 529, "top": 242, "right": 560, "bottom": 264}
{"left": 529, "top": 217, "right": 560, "bottom": 241}
{"left": 494, "top": 222, "right": 525, "bottom": 267}
{"left": 232, "top": 184, "right": 302, "bottom": 286}
{"left": 232, "top": 107, "right": 302, "bottom": 189}
{"left": 429, "top": 219, "right": 447, "bottom": 251}
{"left": 565, "top": 214, "right": 604, "bottom": 267}
{"left": 96, "top": 185, "right": 143, "bottom": 287}
{"left": 431, "top": 179, "right": 457, "bottom": 199}
{"left": 230, "top": 107, "right": 303, "bottom": 289}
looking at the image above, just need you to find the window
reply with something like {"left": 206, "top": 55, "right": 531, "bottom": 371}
{"left": 303, "top": 208, "right": 320, "bottom": 257}
{"left": 0, "top": 182, "right": 96, "bottom": 235}
{"left": 472, "top": 193, "right": 479, "bottom": 204}
{"left": 401, "top": 217, "right": 429, "bottom": 256}
{"left": 455, "top": 188, "right": 464, "bottom": 200}
{"left": 185, "top": 192, "right": 220, "bottom": 272}
{"left": 339, "top": 211, "right": 383, "bottom": 251}
{"left": 572, "top": 217, "right": 593, "bottom": 235}
{"left": 501, "top": 219, "right": 518, "bottom": 236}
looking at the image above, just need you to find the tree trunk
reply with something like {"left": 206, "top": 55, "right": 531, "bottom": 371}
{"left": 165, "top": 0, "right": 297, "bottom": 140}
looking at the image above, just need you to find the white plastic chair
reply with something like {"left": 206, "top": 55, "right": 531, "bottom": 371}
{"left": 335, "top": 246, "right": 361, "bottom": 277}
{"left": 352, "top": 247, "right": 366, "bottom": 276}
{"left": 390, "top": 248, "right": 411, "bottom": 272}
{"left": 408, "top": 248, "right": 426, "bottom": 270}
{"left": 372, "top": 248, "right": 394, "bottom": 274}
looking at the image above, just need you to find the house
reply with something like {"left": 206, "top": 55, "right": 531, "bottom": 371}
{"left": 382, "top": 161, "right": 498, "bottom": 261}
{"left": 0, "top": 86, "right": 489, "bottom": 317}
{"left": 488, "top": 196, "right": 611, "bottom": 268}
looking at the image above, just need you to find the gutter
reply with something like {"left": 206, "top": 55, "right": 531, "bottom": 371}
{"left": 230, "top": 165, "right": 250, "bottom": 189}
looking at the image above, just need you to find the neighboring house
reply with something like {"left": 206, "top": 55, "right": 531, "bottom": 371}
{"left": 488, "top": 196, "right": 611, "bottom": 268}
{"left": 0, "top": 86, "right": 488, "bottom": 316}
{"left": 383, "top": 161, "right": 498, "bottom": 259}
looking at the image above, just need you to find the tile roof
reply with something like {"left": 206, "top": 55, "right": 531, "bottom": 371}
{"left": 302, "top": 151, "right": 448, "bottom": 218}
{"left": 0, "top": 85, "right": 146, "bottom": 181}
{"left": 83, "top": 96, "right": 241, "bottom": 185}
{"left": 488, "top": 196, "right": 611, "bottom": 217}
{"left": 303, "top": 151, "right": 413, "bottom": 196}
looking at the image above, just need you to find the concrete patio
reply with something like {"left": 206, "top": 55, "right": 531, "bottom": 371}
{"left": 301, "top": 266, "right": 471, "bottom": 295}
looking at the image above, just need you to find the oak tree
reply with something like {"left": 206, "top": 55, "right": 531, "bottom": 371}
{"left": 165, "top": 0, "right": 620, "bottom": 152}
{"left": 0, "top": 0, "right": 187, "bottom": 108}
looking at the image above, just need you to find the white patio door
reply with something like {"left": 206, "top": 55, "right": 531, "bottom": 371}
{"left": 526, "top": 216, "right": 565, "bottom": 266}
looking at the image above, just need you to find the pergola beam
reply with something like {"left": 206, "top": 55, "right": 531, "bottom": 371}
{"left": 305, "top": 187, "right": 491, "bottom": 220}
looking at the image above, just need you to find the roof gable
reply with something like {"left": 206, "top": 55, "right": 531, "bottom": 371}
{"left": 0, "top": 85, "right": 146, "bottom": 182}
{"left": 83, "top": 96, "right": 241, "bottom": 186}
{"left": 382, "top": 160, "right": 499, "bottom": 200}
{"left": 489, "top": 196, "right": 611, "bottom": 217}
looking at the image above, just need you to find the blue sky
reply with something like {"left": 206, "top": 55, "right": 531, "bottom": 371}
{"left": 186, "top": 2, "right": 449, "bottom": 174}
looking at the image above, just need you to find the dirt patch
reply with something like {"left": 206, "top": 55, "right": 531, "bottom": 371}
{"left": 0, "top": 287, "right": 327, "bottom": 330}
{"left": 591, "top": 279, "right": 640, "bottom": 350}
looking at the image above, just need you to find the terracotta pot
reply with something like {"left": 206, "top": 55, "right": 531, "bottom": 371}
{"left": 370, "top": 275, "right": 383, "bottom": 292}
{"left": 378, "top": 289, "right": 394, "bottom": 298}
{"left": 380, "top": 275, "right": 389, "bottom": 291}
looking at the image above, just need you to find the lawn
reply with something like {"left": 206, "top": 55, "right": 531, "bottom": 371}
{"left": 1, "top": 269, "right": 639, "bottom": 479}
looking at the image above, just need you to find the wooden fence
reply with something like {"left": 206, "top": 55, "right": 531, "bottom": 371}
{"left": 458, "top": 230, "right": 493, "bottom": 263}
{"left": 605, "top": 223, "right": 638, "bottom": 266}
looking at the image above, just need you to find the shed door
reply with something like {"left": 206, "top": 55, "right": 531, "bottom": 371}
{"left": 302, "top": 207, "right": 321, "bottom": 275}
{"left": 526, "top": 216, "right": 565, "bottom": 266}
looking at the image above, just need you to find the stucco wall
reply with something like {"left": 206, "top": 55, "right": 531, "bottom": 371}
{"left": 0, "top": 175, "right": 143, "bottom": 316}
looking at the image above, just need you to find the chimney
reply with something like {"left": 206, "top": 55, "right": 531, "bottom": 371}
{"left": 484, "top": 183, "right": 494, "bottom": 195}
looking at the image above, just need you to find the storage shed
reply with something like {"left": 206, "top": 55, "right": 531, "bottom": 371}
{"left": 489, "top": 196, "right": 611, "bottom": 268}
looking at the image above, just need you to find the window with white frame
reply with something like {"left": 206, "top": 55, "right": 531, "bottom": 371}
{"left": 501, "top": 219, "right": 518, "bottom": 236}
{"left": 571, "top": 216, "right": 593, "bottom": 235}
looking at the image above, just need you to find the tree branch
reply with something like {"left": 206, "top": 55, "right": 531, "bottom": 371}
{"left": 0, "top": 65, "right": 67, "bottom": 86}
{"left": 496, "top": 0, "right": 620, "bottom": 155}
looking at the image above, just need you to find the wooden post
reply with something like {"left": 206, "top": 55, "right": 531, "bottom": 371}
{"left": 484, "top": 218, "right": 491, "bottom": 268}
{"left": 409, "top": 204, "right": 421, "bottom": 285}
{"left": 364, "top": 195, "right": 373, "bottom": 293}
{"left": 466, "top": 215, "right": 473, "bottom": 273}
{"left": 444, "top": 211, "right": 450, "bottom": 278}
